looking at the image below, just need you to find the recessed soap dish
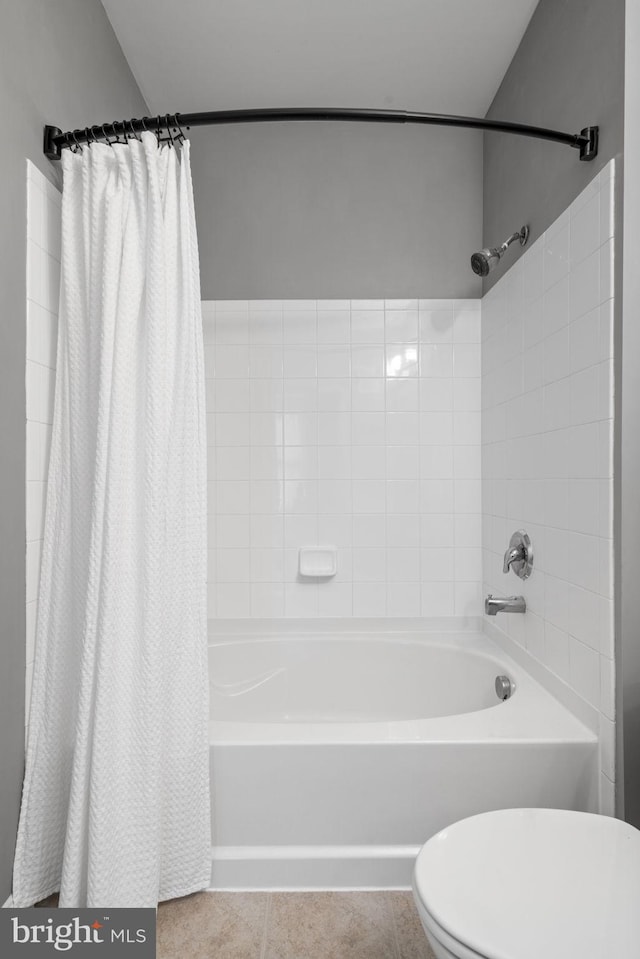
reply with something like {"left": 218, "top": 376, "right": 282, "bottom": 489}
{"left": 299, "top": 547, "right": 337, "bottom": 578}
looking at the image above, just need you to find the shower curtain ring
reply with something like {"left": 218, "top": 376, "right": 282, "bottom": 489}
{"left": 174, "top": 113, "right": 186, "bottom": 144}
{"left": 164, "top": 114, "right": 175, "bottom": 146}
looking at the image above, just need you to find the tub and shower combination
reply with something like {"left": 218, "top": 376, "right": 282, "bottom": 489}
{"left": 208, "top": 622, "right": 597, "bottom": 889}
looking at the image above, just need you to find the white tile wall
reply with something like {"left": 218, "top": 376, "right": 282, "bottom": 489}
{"left": 25, "top": 161, "right": 60, "bottom": 734}
{"left": 482, "top": 161, "right": 616, "bottom": 811}
{"left": 205, "top": 298, "right": 482, "bottom": 618}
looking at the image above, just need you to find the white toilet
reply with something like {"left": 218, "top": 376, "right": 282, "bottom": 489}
{"left": 412, "top": 807, "right": 640, "bottom": 959}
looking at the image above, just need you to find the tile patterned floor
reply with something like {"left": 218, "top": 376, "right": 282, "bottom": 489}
{"left": 157, "top": 891, "right": 436, "bottom": 959}
{"left": 37, "top": 889, "right": 435, "bottom": 957}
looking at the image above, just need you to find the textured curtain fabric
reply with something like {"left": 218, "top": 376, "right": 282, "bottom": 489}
{"left": 13, "top": 133, "right": 210, "bottom": 907}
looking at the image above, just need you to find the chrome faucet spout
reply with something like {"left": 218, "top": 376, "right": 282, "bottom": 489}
{"left": 485, "top": 594, "right": 526, "bottom": 616}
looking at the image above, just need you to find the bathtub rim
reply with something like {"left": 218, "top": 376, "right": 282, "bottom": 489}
{"left": 209, "top": 631, "right": 516, "bottom": 725}
{"left": 208, "top": 625, "right": 597, "bottom": 746}
{"left": 208, "top": 615, "right": 599, "bottom": 733}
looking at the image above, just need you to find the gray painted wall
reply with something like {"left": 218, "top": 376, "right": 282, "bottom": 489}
{"left": 190, "top": 122, "right": 483, "bottom": 299}
{"left": 0, "top": 0, "right": 146, "bottom": 901}
{"left": 482, "top": 0, "right": 624, "bottom": 292}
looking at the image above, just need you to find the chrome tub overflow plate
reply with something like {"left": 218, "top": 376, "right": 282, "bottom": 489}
{"left": 495, "top": 675, "right": 514, "bottom": 701}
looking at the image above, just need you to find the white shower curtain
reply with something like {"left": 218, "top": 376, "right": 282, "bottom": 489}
{"left": 13, "top": 132, "right": 210, "bottom": 908}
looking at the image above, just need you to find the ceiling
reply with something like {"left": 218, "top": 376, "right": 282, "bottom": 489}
{"left": 100, "top": 0, "right": 540, "bottom": 118}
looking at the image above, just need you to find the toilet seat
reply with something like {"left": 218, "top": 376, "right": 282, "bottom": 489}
{"left": 412, "top": 808, "right": 640, "bottom": 959}
{"left": 414, "top": 903, "right": 489, "bottom": 959}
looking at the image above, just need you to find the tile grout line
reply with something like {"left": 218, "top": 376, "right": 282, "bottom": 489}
{"left": 387, "top": 892, "right": 403, "bottom": 959}
{"left": 259, "top": 891, "right": 272, "bottom": 959}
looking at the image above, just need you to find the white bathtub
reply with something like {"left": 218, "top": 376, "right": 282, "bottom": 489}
{"left": 208, "top": 621, "right": 597, "bottom": 889}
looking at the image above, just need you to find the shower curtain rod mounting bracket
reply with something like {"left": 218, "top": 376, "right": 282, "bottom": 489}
{"left": 43, "top": 112, "right": 600, "bottom": 162}
{"left": 579, "top": 126, "right": 599, "bottom": 162}
{"left": 44, "top": 125, "right": 63, "bottom": 160}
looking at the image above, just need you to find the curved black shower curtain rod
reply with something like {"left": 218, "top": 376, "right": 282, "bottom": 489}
{"left": 43, "top": 109, "right": 599, "bottom": 162}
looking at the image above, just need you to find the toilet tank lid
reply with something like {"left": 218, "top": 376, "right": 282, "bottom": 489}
{"left": 412, "top": 808, "right": 640, "bottom": 959}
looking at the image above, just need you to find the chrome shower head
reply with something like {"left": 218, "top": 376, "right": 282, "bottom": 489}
{"left": 470, "top": 247, "right": 501, "bottom": 277}
{"left": 471, "top": 225, "right": 529, "bottom": 277}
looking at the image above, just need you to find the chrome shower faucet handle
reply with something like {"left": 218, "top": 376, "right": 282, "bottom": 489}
{"left": 502, "top": 530, "right": 533, "bottom": 580}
